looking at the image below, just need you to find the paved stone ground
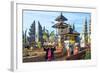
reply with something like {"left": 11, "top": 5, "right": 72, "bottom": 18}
{"left": 23, "top": 48, "right": 90, "bottom": 63}
{"left": 23, "top": 54, "right": 67, "bottom": 62}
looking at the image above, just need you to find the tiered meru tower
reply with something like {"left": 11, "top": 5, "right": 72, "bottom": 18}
{"left": 52, "top": 13, "right": 68, "bottom": 46}
{"left": 52, "top": 13, "right": 80, "bottom": 47}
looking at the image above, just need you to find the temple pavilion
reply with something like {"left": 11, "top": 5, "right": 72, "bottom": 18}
{"left": 52, "top": 13, "right": 80, "bottom": 47}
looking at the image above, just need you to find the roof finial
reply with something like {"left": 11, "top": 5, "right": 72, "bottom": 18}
{"left": 55, "top": 12, "right": 68, "bottom": 21}
{"left": 73, "top": 23, "right": 75, "bottom": 31}
{"left": 61, "top": 12, "right": 63, "bottom": 16}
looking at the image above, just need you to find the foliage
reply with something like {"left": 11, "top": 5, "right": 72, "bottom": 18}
{"left": 43, "top": 30, "right": 55, "bottom": 42}
{"left": 23, "top": 29, "right": 28, "bottom": 48}
{"left": 49, "top": 31, "right": 55, "bottom": 42}
{"left": 84, "top": 50, "right": 91, "bottom": 59}
{"left": 43, "top": 31, "right": 48, "bottom": 42}
{"left": 37, "top": 41, "right": 42, "bottom": 48}
{"left": 28, "top": 20, "right": 36, "bottom": 47}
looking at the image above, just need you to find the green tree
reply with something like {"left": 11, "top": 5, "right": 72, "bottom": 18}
{"left": 49, "top": 31, "right": 55, "bottom": 42}
{"left": 23, "top": 29, "right": 28, "bottom": 48}
{"left": 37, "top": 41, "right": 41, "bottom": 48}
{"left": 84, "top": 50, "right": 91, "bottom": 59}
{"left": 28, "top": 20, "right": 36, "bottom": 47}
{"left": 43, "top": 32, "right": 48, "bottom": 42}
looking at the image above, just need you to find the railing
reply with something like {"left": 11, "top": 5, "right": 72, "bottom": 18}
{"left": 66, "top": 49, "right": 87, "bottom": 60}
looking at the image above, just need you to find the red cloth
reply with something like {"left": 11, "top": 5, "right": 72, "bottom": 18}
{"left": 74, "top": 47, "right": 79, "bottom": 55}
{"left": 48, "top": 49, "right": 52, "bottom": 61}
{"left": 67, "top": 48, "right": 70, "bottom": 57}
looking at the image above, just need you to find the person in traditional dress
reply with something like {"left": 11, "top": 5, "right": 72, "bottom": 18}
{"left": 64, "top": 40, "right": 71, "bottom": 57}
{"left": 44, "top": 47, "right": 56, "bottom": 61}
{"left": 74, "top": 43, "right": 79, "bottom": 55}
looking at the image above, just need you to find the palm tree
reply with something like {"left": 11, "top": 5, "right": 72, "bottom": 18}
{"left": 49, "top": 31, "right": 55, "bottom": 43}
{"left": 43, "top": 32, "right": 48, "bottom": 42}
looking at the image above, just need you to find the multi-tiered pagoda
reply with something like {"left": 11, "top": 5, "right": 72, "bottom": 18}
{"left": 52, "top": 13, "right": 80, "bottom": 47}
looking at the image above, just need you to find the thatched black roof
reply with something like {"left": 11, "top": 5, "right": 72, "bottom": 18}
{"left": 55, "top": 13, "right": 68, "bottom": 21}
{"left": 52, "top": 22, "right": 68, "bottom": 28}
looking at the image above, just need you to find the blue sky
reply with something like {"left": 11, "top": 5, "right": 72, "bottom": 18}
{"left": 23, "top": 10, "right": 91, "bottom": 36}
